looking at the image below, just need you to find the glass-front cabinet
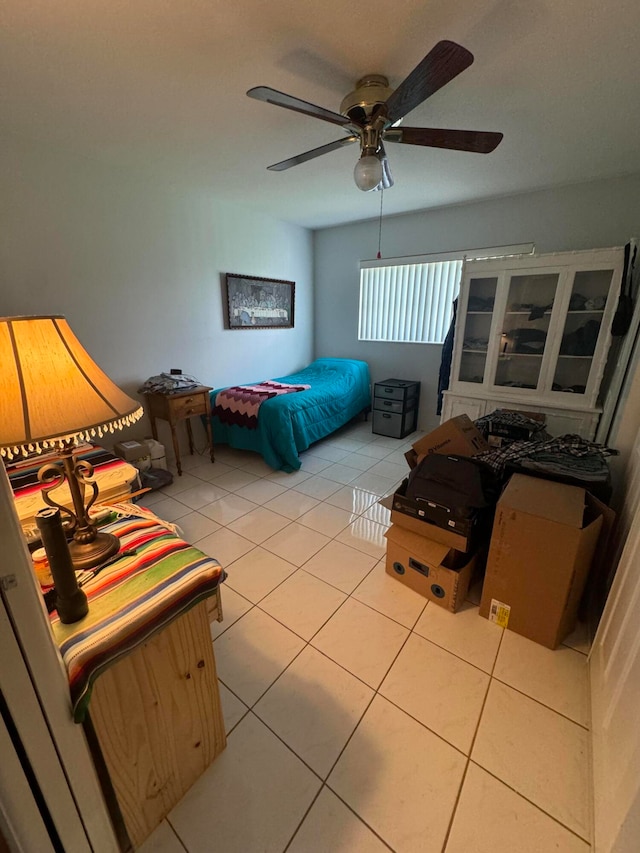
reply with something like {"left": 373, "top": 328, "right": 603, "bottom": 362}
{"left": 495, "top": 271, "right": 559, "bottom": 392}
{"left": 445, "top": 248, "right": 625, "bottom": 437}
{"left": 458, "top": 276, "right": 498, "bottom": 385}
{"left": 551, "top": 268, "right": 615, "bottom": 397}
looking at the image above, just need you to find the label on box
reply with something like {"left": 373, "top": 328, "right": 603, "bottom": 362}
{"left": 488, "top": 599, "right": 511, "bottom": 628}
{"left": 121, "top": 441, "right": 142, "bottom": 449}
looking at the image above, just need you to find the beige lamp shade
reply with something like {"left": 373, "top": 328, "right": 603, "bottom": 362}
{"left": 0, "top": 315, "right": 143, "bottom": 458}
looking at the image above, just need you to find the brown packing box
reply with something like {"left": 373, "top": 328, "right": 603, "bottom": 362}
{"left": 485, "top": 409, "right": 547, "bottom": 448}
{"left": 385, "top": 524, "right": 476, "bottom": 612}
{"left": 479, "top": 474, "right": 605, "bottom": 649}
{"left": 405, "top": 415, "right": 489, "bottom": 469}
{"left": 113, "top": 440, "right": 149, "bottom": 462}
{"left": 390, "top": 506, "right": 473, "bottom": 553}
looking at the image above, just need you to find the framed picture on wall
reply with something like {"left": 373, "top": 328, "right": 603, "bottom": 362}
{"left": 224, "top": 273, "right": 295, "bottom": 329}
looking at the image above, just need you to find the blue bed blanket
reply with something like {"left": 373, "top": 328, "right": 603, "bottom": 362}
{"left": 210, "top": 358, "right": 371, "bottom": 472}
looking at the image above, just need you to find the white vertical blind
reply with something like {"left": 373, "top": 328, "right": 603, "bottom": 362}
{"left": 358, "top": 243, "right": 534, "bottom": 344}
{"left": 358, "top": 260, "right": 462, "bottom": 343}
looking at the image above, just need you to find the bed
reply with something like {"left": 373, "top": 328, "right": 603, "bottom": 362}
{"left": 209, "top": 358, "right": 371, "bottom": 472}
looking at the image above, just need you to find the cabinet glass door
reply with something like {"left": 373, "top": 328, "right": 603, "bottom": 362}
{"left": 459, "top": 276, "right": 497, "bottom": 384}
{"left": 494, "top": 272, "right": 559, "bottom": 390}
{"left": 552, "top": 269, "right": 613, "bottom": 395}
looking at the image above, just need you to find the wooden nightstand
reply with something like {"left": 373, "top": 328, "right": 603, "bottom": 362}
{"left": 144, "top": 386, "right": 215, "bottom": 476}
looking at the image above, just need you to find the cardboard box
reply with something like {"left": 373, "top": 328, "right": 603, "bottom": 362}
{"left": 479, "top": 474, "right": 604, "bottom": 649}
{"left": 485, "top": 409, "right": 546, "bottom": 447}
{"left": 385, "top": 524, "right": 476, "bottom": 612}
{"left": 113, "top": 440, "right": 150, "bottom": 463}
{"left": 391, "top": 477, "right": 481, "bottom": 553}
{"left": 405, "top": 415, "right": 489, "bottom": 468}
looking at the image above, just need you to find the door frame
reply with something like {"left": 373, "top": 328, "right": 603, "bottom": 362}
{"left": 0, "top": 466, "right": 118, "bottom": 852}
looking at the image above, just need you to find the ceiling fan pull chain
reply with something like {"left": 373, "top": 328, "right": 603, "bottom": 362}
{"left": 377, "top": 189, "right": 384, "bottom": 259}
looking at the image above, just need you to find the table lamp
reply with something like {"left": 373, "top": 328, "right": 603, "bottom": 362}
{"left": 0, "top": 315, "right": 143, "bottom": 569}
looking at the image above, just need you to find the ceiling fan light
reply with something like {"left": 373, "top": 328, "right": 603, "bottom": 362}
{"left": 354, "top": 154, "right": 383, "bottom": 192}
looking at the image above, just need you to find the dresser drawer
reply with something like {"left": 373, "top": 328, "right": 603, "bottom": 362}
{"left": 373, "top": 397, "right": 405, "bottom": 414}
{"left": 372, "top": 408, "right": 418, "bottom": 439}
{"left": 169, "top": 394, "right": 208, "bottom": 419}
{"left": 374, "top": 379, "right": 420, "bottom": 404}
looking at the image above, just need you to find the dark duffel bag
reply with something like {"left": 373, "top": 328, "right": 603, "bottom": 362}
{"left": 405, "top": 454, "right": 499, "bottom": 518}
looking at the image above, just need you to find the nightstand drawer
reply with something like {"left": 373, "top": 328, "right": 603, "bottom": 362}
{"left": 170, "top": 395, "right": 208, "bottom": 418}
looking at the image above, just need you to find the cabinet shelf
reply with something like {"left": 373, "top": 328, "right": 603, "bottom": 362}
{"left": 558, "top": 355, "right": 594, "bottom": 360}
{"left": 498, "top": 352, "right": 543, "bottom": 358}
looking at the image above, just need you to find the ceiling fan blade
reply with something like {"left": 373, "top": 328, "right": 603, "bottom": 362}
{"left": 384, "top": 126, "right": 503, "bottom": 153}
{"left": 247, "top": 86, "right": 352, "bottom": 128}
{"left": 382, "top": 41, "right": 474, "bottom": 125}
{"left": 267, "top": 136, "right": 359, "bottom": 171}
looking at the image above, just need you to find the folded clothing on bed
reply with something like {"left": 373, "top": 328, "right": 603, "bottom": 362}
{"left": 213, "top": 380, "right": 310, "bottom": 429}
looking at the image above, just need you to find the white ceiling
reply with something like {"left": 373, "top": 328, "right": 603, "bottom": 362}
{"left": 3, "top": 0, "right": 639, "bottom": 230}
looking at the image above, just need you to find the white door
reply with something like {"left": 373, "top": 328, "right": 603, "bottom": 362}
{"left": 590, "top": 421, "right": 640, "bottom": 852}
{"left": 0, "top": 466, "right": 118, "bottom": 851}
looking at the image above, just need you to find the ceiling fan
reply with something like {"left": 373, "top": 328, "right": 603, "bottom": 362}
{"left": 247, "top": 40, "right": 503, "bottom": 192}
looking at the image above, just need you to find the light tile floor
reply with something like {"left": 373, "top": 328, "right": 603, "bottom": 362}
{"left": 137, "top": 419, "right": 592, "bottom": 853}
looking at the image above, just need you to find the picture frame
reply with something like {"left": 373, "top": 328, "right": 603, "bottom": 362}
{"left": 224, "top": 273, "right": 295, "bottom": 329}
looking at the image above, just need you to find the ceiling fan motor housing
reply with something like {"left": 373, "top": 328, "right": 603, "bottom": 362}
{"left": 340, "top": 75, "right": 393, "bottom": 123}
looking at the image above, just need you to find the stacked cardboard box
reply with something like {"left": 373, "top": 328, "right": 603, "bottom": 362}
{"left": 479, "top": 473, "right": 610, "bottom": 648}
{"left": 403, "top": 414, "right": 489, "bottom": 470}
{"left": 385, "top": 416, "right": 490, "bottom": 612}
{"left": 385, "top": 526, "right": 477, "bottom": 612}
{"left": 385, "top": 417, "right": 611, "bottom": 641}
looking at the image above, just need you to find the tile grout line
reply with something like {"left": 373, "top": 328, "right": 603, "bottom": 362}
{"left": 467, "top": 760, "right": 593, "bottom": 846}
{"left": 440, "top": 618, "right": 506, "bottom": 851}
{"left": 490, "top": 675, "right": 590, "bottom": 731}
{"left": 164, "top": 816, "right": 190, "bottom": 853}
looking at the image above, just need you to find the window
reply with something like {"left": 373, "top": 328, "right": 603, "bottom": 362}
{"left": 358, "top": 244, "right": 534, "bottom": 344}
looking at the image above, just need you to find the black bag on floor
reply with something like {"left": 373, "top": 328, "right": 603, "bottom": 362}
{"left": 140, "top": 468, "right": 174, "bottom": 491}
{"left": 405, "top": 454, "right": 499, "bottom": 519}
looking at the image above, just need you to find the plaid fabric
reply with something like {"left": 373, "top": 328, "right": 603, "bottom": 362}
{"left": 477, "top": 434, "right": 616, "bottom": 480}
{"left": 50, "top": 508, "right": 224, "bottom": 723}
{"left": 474, "top": 409, "right": 548, "bottom": 439}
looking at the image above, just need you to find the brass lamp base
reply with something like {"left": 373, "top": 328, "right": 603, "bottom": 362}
{"left": 37, "top": 441, "right": 122, "bottom": 571}
{"left": 67, "top": 530, "right": 120, "bottom": 571}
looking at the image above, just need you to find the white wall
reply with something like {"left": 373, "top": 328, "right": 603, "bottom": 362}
{"left": 1, "top": 138, "right": 314, "bottom": 451}
{"left": 314, "top": 173, "right": 640, "bottom": 433}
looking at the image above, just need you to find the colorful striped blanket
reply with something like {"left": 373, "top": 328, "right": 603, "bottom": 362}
{"left": 9, "top": 444, "right": 137, "bottom": 535}
{"left": 213, "top": 380, "right": 310, "bottom": 429}
{"left": 50, "top": 507, "right": 224, "bottom": 722}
